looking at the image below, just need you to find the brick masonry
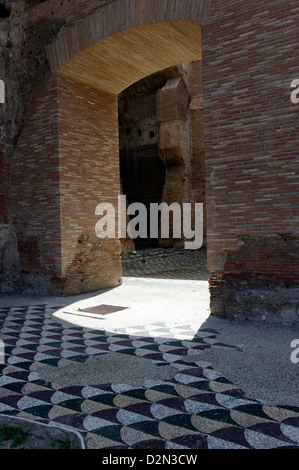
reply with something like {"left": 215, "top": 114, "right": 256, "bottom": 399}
{"left": 10, "top": 75, "right": 61, "bottom": 284}
{"left": 57, "top": 74, "right": 122, "bottom": 294}
{"left": 202, "top": 0, "right": 299, "bottom": 319}
{"left": 0, "top": 0, "right": 298, "bottom": 322}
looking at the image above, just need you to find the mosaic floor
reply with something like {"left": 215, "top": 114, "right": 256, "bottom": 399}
{"left": 1, "top": 304, "right": 299, "bottom": 449}
{"left": 122, "top": 248, "right": 210, "bottom": 281}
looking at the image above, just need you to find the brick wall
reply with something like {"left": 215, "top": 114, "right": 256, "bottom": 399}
{"left": 0, "top": 0, "right": 76, "bottom": 290}
{"left": 202, "top": 0, "right": 299, "bottom": 317}
{"left": 57, "top": 74, "right": 122, "bottom": 294}
{"left": 10, "top": 75, "right": 61, "bottom": 284}
{"left": 9, "top": 73, "right": 122, "bottom": 294}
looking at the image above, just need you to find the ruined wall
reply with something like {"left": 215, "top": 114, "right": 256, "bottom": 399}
{"left": 0, "top": 0, "right": 76, "bottom": 293}
{"left": 119, "top": 62, "right": 206, "bottom": 250}
{"left": 157, "top": 61, "right": 206, "bottom": 248}
{"left": 219, "top": 235, "right": 299, "bottom": 324}
{"left": 157, "top": 73, "right": 191, "bottom": 249}
{"left": 119, "top": 69, "right": 171, "bottom": 249}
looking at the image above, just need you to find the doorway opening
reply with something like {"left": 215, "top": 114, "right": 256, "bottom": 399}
{"left": 42, "top": 19, "right": 207, "bottom": 294}
{"left": 118, "top": 61, "right": 208, "bottom": 280}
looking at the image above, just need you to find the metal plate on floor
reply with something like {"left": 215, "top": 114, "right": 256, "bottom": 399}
{"left": 63, "top": 304, "right": 129, "bottom": 318}
{"left": 81, "top": 304, "right": 128, "bottom": 315}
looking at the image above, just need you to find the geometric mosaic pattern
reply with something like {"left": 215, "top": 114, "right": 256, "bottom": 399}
{"left": 122, "top": 247, "right": 210, "bottom": 281}
{"left": 1, "top": 304, "right": 299, "bottom": 449}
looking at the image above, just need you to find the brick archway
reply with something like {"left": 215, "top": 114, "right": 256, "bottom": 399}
{"left": 8, "top": 0, "right": 299, "bottom": 322}
{"left": 48, "top": 0, "right": 211, "bottom": 76}
{"left": 55, "top": 19, "right": 202, "bottom": 294}
{"left": 11, "top": 0, "right": 206, "bottom": 295}
{"left": 53, "top": 20, "right": 202, "bottom": 94}
{"left": 40, "top": 0, "right": 208, "bottom": 295}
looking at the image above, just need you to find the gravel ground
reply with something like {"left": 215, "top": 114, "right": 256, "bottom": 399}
{"left": 36, "top": 352, "right": 178, "bottom": 387}
{"left": 122, "top": 248, "right": 209, "bottom": 280}
{"left": 198, "top": 315, "right": 299, "bottom": 406}
{"left": 0, "top": 416, "right": 84, "bottom": 449}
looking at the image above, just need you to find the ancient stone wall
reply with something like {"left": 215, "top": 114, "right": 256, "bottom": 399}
{"left": 119, "top": 62, "right": 206, "bottom": 250}
{"left": 118, "top": 69, "right": 170, "bottom": 249}
{"left": 157, "top": 62, "right": 206, "bottom": 248}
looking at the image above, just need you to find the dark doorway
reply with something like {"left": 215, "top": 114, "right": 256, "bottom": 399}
{"left": 118, "top": 67, "right": 182, "bottom": 249}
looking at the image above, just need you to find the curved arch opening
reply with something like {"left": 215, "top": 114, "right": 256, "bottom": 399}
{"left": 50, "top": 19, "right": 204, "bottom": 294}
{"left": 57, "top": 20, "right": 202, "bottom": 95}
